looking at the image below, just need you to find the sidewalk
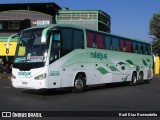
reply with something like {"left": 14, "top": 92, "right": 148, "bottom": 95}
{"left": 0, "top": 73, "right": 12, "bottom": 79}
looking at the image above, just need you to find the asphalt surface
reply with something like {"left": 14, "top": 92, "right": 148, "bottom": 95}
{"left": 0, "top": 75, "right": 160, "bottom": 120}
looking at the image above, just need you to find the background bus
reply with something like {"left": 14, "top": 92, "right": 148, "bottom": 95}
{"left": 8, "top": 24, "right": 153, "bottom": 92}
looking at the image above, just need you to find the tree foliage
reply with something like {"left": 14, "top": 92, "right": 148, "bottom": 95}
{"left": 149, "top": 13, "right": 160, "bottom": 53}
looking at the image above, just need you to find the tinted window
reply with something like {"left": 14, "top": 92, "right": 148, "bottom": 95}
{"left": 105, "top": 36, "right": 111, "bottom": 50}
{"left": 112, "top": 37, "right": 119, "bottom": 51}
{"left": 137, "top": 43, "right": 142, "bottom": 54}
{"left": 132, "top": 42, "right": 137, "bottom": 53}
{"left": 120, "top": 39, "right": 126, "bottom": 52}
{"left": 50, "top": 33, "right": 61, "bottom": 64}
{"left": 87, "top": 31, "right": 94, "bottom": 48}
{"left": 62, "top": 28, "right": 72, "bottom": 49}
{"left": 73, "top": 29, "right": 84, "bottom": 49}
{"left": 126, "top": 40, "right": 132, "bottom": 52}
{"left": 61, "top": 28, "right": 84, "bottom": 56}
{"left": 147, "top": 45, "right": 151, "bottom": 55}
{"left": 142, "top": 44, "right": 147, "bottom": 54}
{"left": 96, "top": 34, "right": 104, "bottom": 49}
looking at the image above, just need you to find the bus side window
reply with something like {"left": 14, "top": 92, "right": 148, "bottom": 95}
{"left": 62, "top": 28, "right": 72, "bottom": 49}
{"left": 105, "top": 36, "right": 111, "bottom": 50}
{"left": 87, "top": 31, "right": 95, "bottom": 48}
{"left": 96, "top": 34, "right": 104, "bottom": 49}
{"left": 126, "top": 40, "right": 132, "bottom": 53}
{"left": 61, "top": 28, "right": 73, "bottom": 56}
{"left": 142, "top": 44, "right": 147, "bottom": 55}
{"left": 147, "top": 45, "right": 151, "bottom": 55}
{"left": 132, "top": 42, "right": 137, "bottom": 53}
{"left": 137, "top": 43, "right": 142, "bottom": 54}
{"left": 112, "top": 37, "right": 119, "bottom": 51}
{"left": 120, "top": 39, "right": 126, "bottom": 52}
{"left": 50, "top": 34, "right": 61, "bottom": 64}
{"left": 73, "top": 29, "right": 84, "bottom": 49}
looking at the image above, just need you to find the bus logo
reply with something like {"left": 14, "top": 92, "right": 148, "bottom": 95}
{"left": 91, "top": 51, "right": 107, "bottom": 60}
{"left": 18, "top": 71, "right": 31, "bottom": 77}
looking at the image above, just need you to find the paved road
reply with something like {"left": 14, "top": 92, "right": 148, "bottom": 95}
{"left": 0, "top": 76, "right": 160, "bottom": 119}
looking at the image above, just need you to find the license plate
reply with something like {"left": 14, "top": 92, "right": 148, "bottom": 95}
{"left": 22, "top": 82, "right": 27, "bottom": 85}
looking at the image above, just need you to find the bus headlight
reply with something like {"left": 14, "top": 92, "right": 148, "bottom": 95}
{"left": 34, "top": 73, "right": 47, "bottom": 80}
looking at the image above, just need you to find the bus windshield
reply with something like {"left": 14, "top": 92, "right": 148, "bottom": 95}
{"left": 13, "top": 28, "right": 50, "bottom": 69}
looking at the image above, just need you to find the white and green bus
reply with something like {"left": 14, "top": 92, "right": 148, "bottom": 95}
{"left": 7, "top": 24, "right": 153, "bottom": 92}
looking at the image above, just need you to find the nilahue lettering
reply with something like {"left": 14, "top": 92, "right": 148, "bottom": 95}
{"left": 91, "top": 51, "right": 107, "bottom": 60}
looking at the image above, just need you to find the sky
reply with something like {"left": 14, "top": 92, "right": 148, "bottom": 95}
{"left": 0, "top": 0, "right": 160, "bottom": 42}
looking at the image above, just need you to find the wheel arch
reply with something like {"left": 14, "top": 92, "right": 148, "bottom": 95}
{"left": 132, "top": 71, "right": 137, "bottom": 77}
{"left": 72, "top": 71, "right": 87, "bottom": 87}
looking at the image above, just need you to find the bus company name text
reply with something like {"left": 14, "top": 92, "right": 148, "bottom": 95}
{"left": 18, "top": 71, "right": 31, "bottom": 77}
{"left": 91, "top": 51, "right": 107, "bottom": 60}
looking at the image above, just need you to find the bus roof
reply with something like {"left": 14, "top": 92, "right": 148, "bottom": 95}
{"left": 23, "top": 24, "right": 151, "bottom": 45}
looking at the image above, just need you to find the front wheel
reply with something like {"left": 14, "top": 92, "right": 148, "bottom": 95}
{"left": 73, "top": 74, "right": 86, "bottom": 93}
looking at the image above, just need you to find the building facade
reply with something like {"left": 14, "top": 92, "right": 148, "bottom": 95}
{"left": 56, "top": 9, "right": 111, "bottom": 33}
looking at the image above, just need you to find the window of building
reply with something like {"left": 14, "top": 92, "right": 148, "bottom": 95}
{"left": 0, "top": 20, "right": 31, "bottom": 32}
{"left": 8, "top": 21, "right": 20, "bottom": 30}
{"left": 0, "top": 21, "right": 7, "bottom": 31}
{"left": 0, "top": 22, "right": 3, "bottom": 30}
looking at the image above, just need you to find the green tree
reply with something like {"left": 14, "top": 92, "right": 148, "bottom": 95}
{"left": 149, "top": 13, "right": 160, "bottom": 53}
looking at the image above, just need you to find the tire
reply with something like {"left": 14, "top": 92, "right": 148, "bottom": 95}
{"left": 137, "top": 72, "right": 144, "bottom": 85}
{"left": 130, "top": 73, "right": 137, "bottom": 86}
{"left": 73, "top": 74, "right": 86, "bottom": 93}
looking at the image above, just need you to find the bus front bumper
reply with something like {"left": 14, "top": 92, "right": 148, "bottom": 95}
{"left": 11, "top": 78, "right": 49, "bottom": 90}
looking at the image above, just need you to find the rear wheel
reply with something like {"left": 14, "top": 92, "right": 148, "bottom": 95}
{"left": 73, "top": 74, "right": 86, "bottom": 93}
{"left": 137, "top": 72, "right": 144, "bottom": 85}
{"left": 130, "top": 73, "right": 137, "bottom": 86}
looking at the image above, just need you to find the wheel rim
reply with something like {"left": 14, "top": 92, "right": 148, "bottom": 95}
{"left": 133, "top": 76, "right": 137, "bottom": 84}
{"left": 139, "top": 74, "right": 143, "bottom": 83}
{"left": 75, "top": 79, "right": 84, "bottom": 90}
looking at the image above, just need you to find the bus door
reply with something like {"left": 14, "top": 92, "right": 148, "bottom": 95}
{"left": 48, "top": 31, "right": 61, "bottom": 88}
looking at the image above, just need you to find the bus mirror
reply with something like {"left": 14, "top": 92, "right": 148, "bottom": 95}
{"left": 18, "top": 46, "right": 26, "bottom": 56}
{"left": 6, "top": 33, "right": 19, "bottom": 54}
